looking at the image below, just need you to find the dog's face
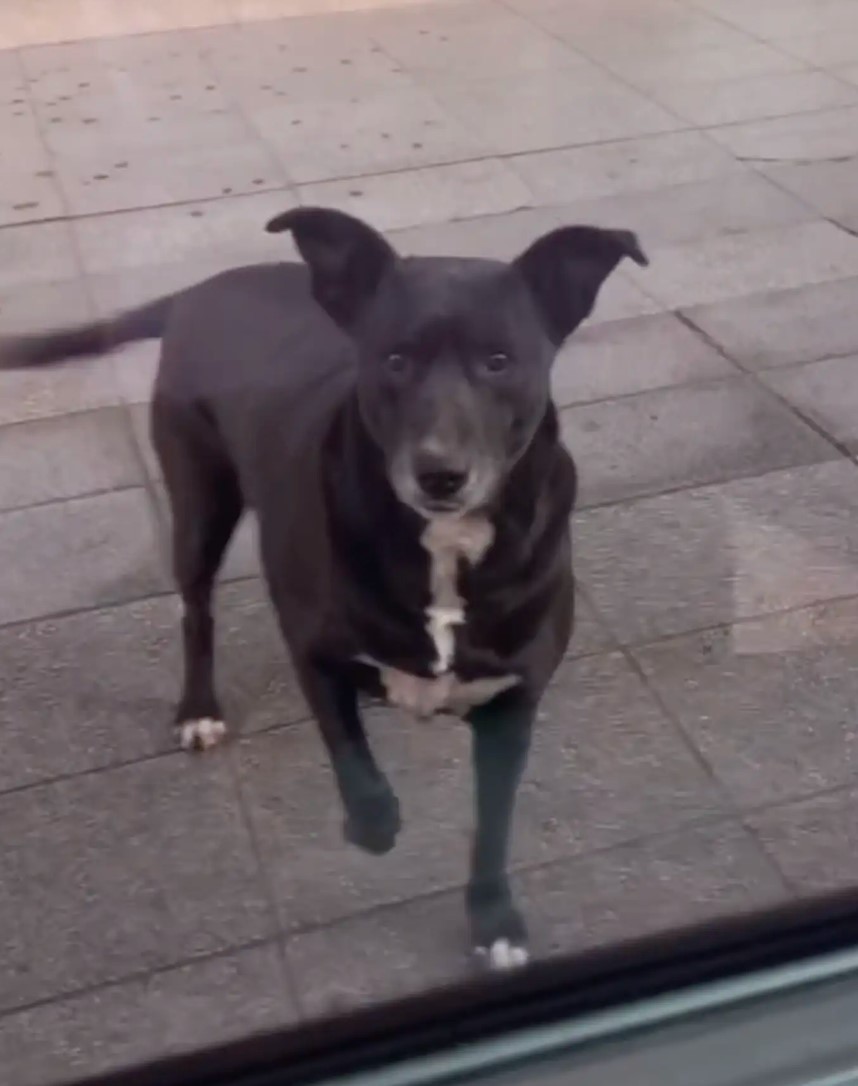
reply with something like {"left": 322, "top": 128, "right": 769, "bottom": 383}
{"left": 267, "top": 208, "right": 647, "bottom": 517}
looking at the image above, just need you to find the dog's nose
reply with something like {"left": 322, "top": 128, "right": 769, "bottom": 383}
{"left": 418, "top": 467, "right": 467, "bottom": 501}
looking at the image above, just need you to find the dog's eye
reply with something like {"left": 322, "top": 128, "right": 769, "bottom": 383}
{"left": 482, "top": 352, "right": 510, "bottom": 375}
{"left": 384, "top": 352, "right": 411, "bottom": 378}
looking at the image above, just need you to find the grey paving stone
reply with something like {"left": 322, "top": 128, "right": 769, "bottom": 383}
{"left": 250, "top": 85, "right": 487, "bottom": 185}
{"left": 516, "top": 821, "right": 787, "bottom": 960}
{"left": 0, "top": 221, "right": 80, "bottom": 290}
{"left": 574, "top": 460, "right": 858, "bottom": 644}
{"left": 648, "top": 69, "right": 857, "bottom": 127}
{"left": 684, "top": 277, "right": 858, "bottom": 370}
{"left": 0, "top": 944, "right": 293, "bottom": 1086}
{"left": 55, "top": 140, "right": 290, "bottom": 217}
{"left": 0, "top": 489, "right": 167, "bottom": 626}
{"left": 526, "top": 2, "right": 762, "bottom": 58}
{"left": 20, "top": 31, "right": 213, "bottom": 84}
{"left": 424, "top": 66, "right": 680, "bottom": 157}
{"left": 569, "top": 589, "right": 617, "bottom": 658}
{"left": 0, "top": 579, "right": 304, "bottom": 793}
{"left": 553, "top": 313, "right": 735, "bottom": 408}
{"left": 371, "top": 5, "right": 585, "bottom": 78}
{"left": 707, "top": 104, "right": 858, "bottom": 162}
{"left": 694, "top": 0, "right": 858, "bottom": 39}
{"left": 88, "top": 260, "right": 226, "bottom": 321}
{"left": 634, "top": 596, "right": 858, "bottom": 807}
{"left": 547, "top": 173, "right": 815, "bottom": 250}
{"left": 763, "top": 158, "right": 858, "bottom": 233}
{"left": 835, "top": 62, "right": 858, "bottom": 87}
{"left": 764, "top": 355, "right": 858, "bottom": 451}
{"left": 237, "top": 653, "right": 725, "bottom": 930}
{"left": 284, "top": 892, "right": 469, "bottom": 1017}
{"left": 561, "top": 376, "right": 835, "bottom": 508}
{"left": 199, "top": 15, "right": 411, "bottom": 104}
{"left": 625, "top": 221, "right": 858, "bottom": 310}
{"left": 518, "top": 653, "right": 728, "bottom": 865}
{"left": 0, "top": 754, "right": 276, "bottom": 1012}
{"left": 37, "top": 96, "right": 254, "bottom": 161}
{"left": 73, "top": 190, "right": 291, "bottom": 277}
{"left": 0, "top": 353, "right": 121, "bottom": 435}
{"left": 766, "top": 28, "right": 858, "bottom": 67}
{"left": 586, "top": 271, "right": 665, "bottom": 325}
{"left": 510, "top": 131, "right": 743, "bottom": 208}
{"left": 0, "top": 275, "right": 93, "bottom": 341}
{"left": 0, "top": 164, "right": 65, "bottom": 226}
{"left": 298, "top": 158, "right": 535, "bottom": 234}
{"left": 0, "top": 409, "right": 142, "bottom": 512}
{"left": 595, "top": 41, "right": 806, "bottom": 92}
{"left": 750, "top": 785, "right": 858, "bottom": 893}
{"left": 0, "top": 594, "right": 183, "bottom": 792}
{"left": 390, "top": 205, "right": 565, "bottom": 261}
{"left": 285, "top": 821, "right": 785, "bottom": 1018}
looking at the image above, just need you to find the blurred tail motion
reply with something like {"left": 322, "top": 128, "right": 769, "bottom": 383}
{"left": 0, "top": 294, "right": 174, "bottom": 369}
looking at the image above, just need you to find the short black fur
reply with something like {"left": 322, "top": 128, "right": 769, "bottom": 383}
{"left": 0, "top": 207, "right": 646, "bottom": 965}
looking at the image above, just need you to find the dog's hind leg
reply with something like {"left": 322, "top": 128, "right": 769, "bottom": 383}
{"left": 152, "top": 397, "right": 243, "bottom": 752}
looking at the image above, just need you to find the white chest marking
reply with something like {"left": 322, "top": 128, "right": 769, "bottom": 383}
{"left": 359, "top": 515, "right": 519, "bottom": 718}
{"left": 421, "top": 515, "right": 494, "bottom": 675}
{"left": 376, "top": 669, "right": 519, "bottom": 718}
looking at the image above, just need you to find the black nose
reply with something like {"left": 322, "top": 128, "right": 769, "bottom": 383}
{"left": 418, "top": 468, "right": 467, "bottom": 501}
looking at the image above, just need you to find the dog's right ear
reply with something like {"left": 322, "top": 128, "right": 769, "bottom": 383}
{"left": 266, "top": 207, "right": 397, "bottom": 327}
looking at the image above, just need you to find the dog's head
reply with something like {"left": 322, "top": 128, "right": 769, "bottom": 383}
{"left": 267, "top": 207, "right": 647, "bottom": 518}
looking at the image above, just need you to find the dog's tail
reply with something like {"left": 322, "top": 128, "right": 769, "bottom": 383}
{"left": 0, "top": 294, "right": 174, "bottom": 369}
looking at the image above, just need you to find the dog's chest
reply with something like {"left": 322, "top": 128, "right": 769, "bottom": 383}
{"left": 362, "top": 516, "right": 518, "bottom": 717}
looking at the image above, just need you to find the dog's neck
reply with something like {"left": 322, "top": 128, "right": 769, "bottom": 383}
{"left": 324, "top": 396, "right": 566, "bottom": 675}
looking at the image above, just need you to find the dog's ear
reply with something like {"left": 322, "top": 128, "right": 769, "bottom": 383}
{"left": 266, "top": 206, "right": 397, "bottom": 327}
{"left": 513, "top": 226, "right": 648, "bottom": 344}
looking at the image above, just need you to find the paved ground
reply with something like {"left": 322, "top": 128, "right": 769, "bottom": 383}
{"left": 3, "top": 0, "right": 858, "bottom": 1080}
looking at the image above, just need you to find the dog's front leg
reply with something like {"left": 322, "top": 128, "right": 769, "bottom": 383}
{"left": 299, "top": 661, "right": 401, "bottom": 855}
{"left": 467, "top": 690, "right": 534, "bottom": 969}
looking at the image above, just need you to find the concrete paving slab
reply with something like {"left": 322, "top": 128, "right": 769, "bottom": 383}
{"left": 764, "top": 355, "right": 858, "bottom": 451}
{"left": 625, "top": 221, "right": 858, "bottom": 310}
{"left": 0, "top": 408, "right": 142, "bottom": 512}
{"left": 0, "top": 579, "right": 306, "bottom": 795}
{"left": 0, "top": 945, "right": 294, "bottom": 1086}
{"left": 285, "top": 821, "right": 785, "bottom": 1017}
{"left": 635, "top": 596, "right": 858, "bottom": 807}
{"left": 750, "top": 784, "right": 858, "bottom": 894}
{"left": 575, "top": 460, "right": 858, "bottom": 644}
{"left": 553, "top": 312, "right": 735, "bottom": 408}
{"left": 562, "top": 375, "right": 836, "bottom": 508}
{"left": 0, "top": 754, "right": 276, "bottom": 1012}
{"left": 684, "top": 277, "right": 858, "bottom": 370}
{"left": 298, "top": 157, "right": 533, "bottom": 232}
{"left": 0, "top": 489, "right": 167, "bottom": 626}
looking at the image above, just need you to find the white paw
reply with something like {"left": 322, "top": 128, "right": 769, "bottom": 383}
{"left": 477, "top": 938, "right": 530, "bottom": 971}
{"left": 178, "top": 718, "right": 227, "bottom": 752}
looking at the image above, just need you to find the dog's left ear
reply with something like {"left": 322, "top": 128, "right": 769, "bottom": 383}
{"left": 266, "top": 206, "right": 397, "bottom": 327}
{"left": 513, "top": 226, "right": 648, "bottom": 344}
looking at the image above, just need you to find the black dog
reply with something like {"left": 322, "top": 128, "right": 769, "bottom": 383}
{"left": 1, "top": 207, "right": 646, "bottom": 968}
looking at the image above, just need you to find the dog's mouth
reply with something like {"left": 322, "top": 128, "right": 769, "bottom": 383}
{"left": 416, "top": 496, "right": 466, "bottom": 515}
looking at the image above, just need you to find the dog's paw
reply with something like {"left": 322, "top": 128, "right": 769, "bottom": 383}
{"left": 343, "top": 785, "right": 401, "bottom": 855}
{"left": 469, "top": 887, "right": 529, "bottom": 971}
{"left": 476, "top": 937, "right": 530, "bottom": 971}
{"left": 178, "top": 717, "right": 228, "bottom": 752}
